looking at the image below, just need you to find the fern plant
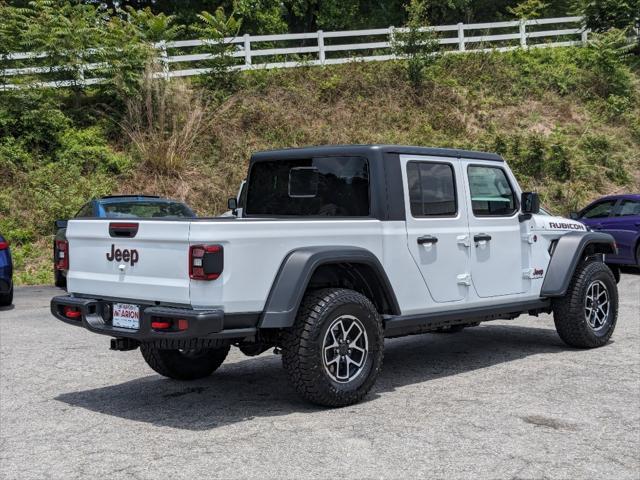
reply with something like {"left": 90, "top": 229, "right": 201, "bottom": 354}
{"left": 191, "top": 7, "right": 243, "bottom": 92}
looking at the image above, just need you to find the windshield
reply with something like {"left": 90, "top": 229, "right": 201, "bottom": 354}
{"left": 101, "top": 201, "right": 194, "bottom": 219}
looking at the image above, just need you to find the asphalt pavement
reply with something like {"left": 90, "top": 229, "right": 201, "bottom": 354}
{"left": 0, "top": 274, "right": 639, "bottom": 479}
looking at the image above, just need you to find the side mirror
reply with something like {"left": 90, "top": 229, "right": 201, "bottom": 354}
{"left": 569, "top": 211, "right": 579, "bottom": 220}
{"left": 54, "top": 219, "right": 68, "bottom": 230}
{"left": 520, "top": 192, "right": 540, "bottom": 214}
{"left": 227, "top": 197, "right": 238, "bottom": 215}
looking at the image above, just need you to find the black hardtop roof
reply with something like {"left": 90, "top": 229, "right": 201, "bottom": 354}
{"left": 250, "top": 144, "right": 503, "bottom": 162}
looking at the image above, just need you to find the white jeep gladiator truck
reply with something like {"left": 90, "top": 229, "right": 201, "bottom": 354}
{"left": 52, "top": 145, "right": 618, "bottom": 407}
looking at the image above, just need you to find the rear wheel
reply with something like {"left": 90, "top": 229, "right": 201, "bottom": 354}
{"left": 281, "top": 288, "right": 384, "bottom": 407}
{"left": 0, "top": 285, "right": 12, "bottom": 307}
{"left": 552, "top": 261, "right": 618, "bottom": 348}
{"left": 140, "top": 344, "right": 230, "bottom": 380}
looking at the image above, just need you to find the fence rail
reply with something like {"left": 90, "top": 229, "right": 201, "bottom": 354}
{"left": 1, "top": 16, "right": 586, "bottom": 90}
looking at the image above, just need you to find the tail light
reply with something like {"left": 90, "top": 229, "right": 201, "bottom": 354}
{"left": 0, "top": 241, "right": 8, "bottom": 250}
{"left": 55, "top": 240, "right": 69, "bottom": 270}
{"left": 189, "top": 244, "right": 223, "bottom": 280}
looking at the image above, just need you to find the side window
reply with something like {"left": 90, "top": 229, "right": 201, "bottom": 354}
{"left": 407, "top": 161, "right": 457, "bottom": 217}
{"left": 467, "top": 166, "right": 516, "bottom": 216}
{"left": 616, "top": 200, "right": 640, "bottom": 217}
{"left": 75, "top": 202, "right": 93, "bottom": 218}
{"left": 581, "top": 200, "right": 616, "bottom": 219}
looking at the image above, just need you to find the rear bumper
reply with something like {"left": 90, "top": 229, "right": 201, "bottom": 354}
{"left": 51, "top": 295, "right": 257, "bottom": 342}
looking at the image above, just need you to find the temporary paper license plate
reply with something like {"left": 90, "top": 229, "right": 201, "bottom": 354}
{"left": 112, "top": 303, "right": 140, "bottom": 329}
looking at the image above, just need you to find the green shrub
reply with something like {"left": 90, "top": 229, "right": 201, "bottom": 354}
{"left": 56, "top": 127, "right": 133, "bottom": 175}
{"left": 0, "top": 91, "right": 71, "bottom": 155}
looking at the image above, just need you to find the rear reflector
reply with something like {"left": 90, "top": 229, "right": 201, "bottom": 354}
{"left": 151, "top": 321, "right": 172, "bottom": 330}
{"left": 177, "top": 319, "right": 189, "bottom": 331}
{"left": 63, "top": 306, "right": 81, "bottom": 319}
{"left": 55, "top": 240, "right": 69, "bottom": 270}
{"left": 189, "top": 244, "right": 223, "bottom": 280}
{"left": 0, "top": 241, "right": 8, "bottom": 250}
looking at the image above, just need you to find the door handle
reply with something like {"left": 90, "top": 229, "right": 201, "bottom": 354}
{"left": 473, "top": 234, "right": 492, "bottom": 243}
{"left": 417, "top": 235, "right": 438, "bottom": 245}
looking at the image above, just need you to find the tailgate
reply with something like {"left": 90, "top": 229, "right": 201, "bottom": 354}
{"left": 66, "top": 219, "right": 192, "bottom": 304}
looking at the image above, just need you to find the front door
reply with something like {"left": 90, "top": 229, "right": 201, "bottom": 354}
{"left": 403, "top": 156, "right": 470, "bottom": 303}
{"left": 603, "top": 198, "right": 640, "bottom": 264}
{"left": 463, "top": 162, "right": 526, "bottom": 297}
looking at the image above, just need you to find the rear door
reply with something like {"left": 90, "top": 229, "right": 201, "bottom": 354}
{"left": 403, "top": 155, "right": 470, "bottom": 303}
{"left": 604, "top": 198, "right": 640, "bottom": 263}
{"left": 66, "top": 219, "right": 192, "bottom": 304}
{"left": 462, "top": 161, "right": 526, "bottom": 297}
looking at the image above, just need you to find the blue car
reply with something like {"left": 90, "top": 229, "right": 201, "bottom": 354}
{"left": 571, "top": 194, "right": 640, "bottom": 268}
{"left": 54, "top": 195, "right": 195, "bottom": 288}
{"left": 0, "top": 234, "right": 13, "bottom": 307}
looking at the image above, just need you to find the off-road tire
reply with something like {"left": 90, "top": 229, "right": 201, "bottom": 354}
{"left": 140, "top": 344, "right": 230, "bottom": 380}
{"left": 281, "top": 288, "right": 384, "bottom": 407}
{"left": 552, "top": 261, "right": 618, "bottom": 349}
{"left": 0, "top": 285, "right": 12, "bottom": 307}
{"left": 54, "top": 270, "right": 67, "bottom": 289}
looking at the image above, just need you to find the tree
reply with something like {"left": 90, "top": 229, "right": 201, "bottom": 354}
{"left": 232, "top": 0, "right": 287, "bottom": 34}
{"left": 125, "top": 6, "right": 185, "bottom": 42}
{"left": 508, "top": 0, "right": 550, "bottom": 18}
{"left": 192, "top": 7, "right": 242, "bottom": 91}
{"left": 574, "top": 0, "right": 640, "bottom": 33}
{"left": 392, "top": 0, "right": 440, "bottom": 89}
{"left": 1, "top": 1, "right": 152, "bottom": 98}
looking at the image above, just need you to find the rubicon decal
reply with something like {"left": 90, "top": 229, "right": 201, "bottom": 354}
{"left": 548, "top": 222, "right": 585, "bottom": 230}
{"left": 106, "top": 244, "right": 139, "bottom": 266}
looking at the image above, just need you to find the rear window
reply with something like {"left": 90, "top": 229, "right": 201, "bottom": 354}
{"left": 101, "top": 201, "right": 194, "bottom": 219}
{"left": 407, "top": 161, "right": 457, "bottom": 217}
{"left": 245, "top": 157, "right": 370, "bottom": 216}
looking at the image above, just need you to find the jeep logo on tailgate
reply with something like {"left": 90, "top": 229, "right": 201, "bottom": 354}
{"left": 106, "top": 244, "right": 139, "bottom": 266}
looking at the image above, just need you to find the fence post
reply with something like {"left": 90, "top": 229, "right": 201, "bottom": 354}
{"left": 78, "top": 62, "right": 85, "bottom": 86}
{"left": 457, "top": 23, "right": 465, "bottom": 52}
{"left": 581, "top": 28, "right": 589, "bottom": 44}
{"left": 519, "top": 19, "right": 527, "bottom": 47}
{"left": 243, "top": 33, "right": 252, "bottom": 67}
{"left": 159, "top": 40, "right": 169, "bottom": 80}
{"left": 317, "top": 30, "right": 325, "bottom": 65}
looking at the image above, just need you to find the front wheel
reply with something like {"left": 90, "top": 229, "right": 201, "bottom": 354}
{"left": 552, "top": 261, "right": 618, "bottom": 348}
{"left": 140, "top": 344, "right": 230, "bottom": 380}
{"left": 281, "top": 288, "right": 384, "bottom": 407}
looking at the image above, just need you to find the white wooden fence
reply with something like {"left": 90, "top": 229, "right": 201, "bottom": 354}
{"left": 1, "top": 16, "right": 586, "bottom": 90}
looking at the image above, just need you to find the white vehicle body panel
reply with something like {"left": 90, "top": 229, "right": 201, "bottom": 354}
{"left": 65, "top": 152, "right": 591, "bottom": 318}
{"left": 400, "top": 155, "right": 470, "bottom": 303}
{"left": 461, "top": 160, "right": 527, "bottom": 297}
{"left": 67, "top": 220, "right": 191, "bottom": 304}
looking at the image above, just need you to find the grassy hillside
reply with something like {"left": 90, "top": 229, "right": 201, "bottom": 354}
{"left": 1, "top": 43, "right": 639, "bottom": 285}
